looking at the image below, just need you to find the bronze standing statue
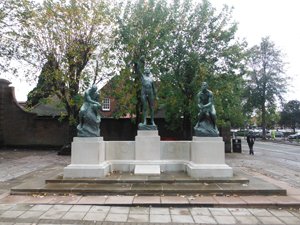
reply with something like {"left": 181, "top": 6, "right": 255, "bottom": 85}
{"left": 194, "top": 82, "right": 219, "bottom": 137}
{"left": 134, "top": 56, "right": 157, "bottom": 130}
{"left": 77, "top": 85, "right": 101, "bottom": 137}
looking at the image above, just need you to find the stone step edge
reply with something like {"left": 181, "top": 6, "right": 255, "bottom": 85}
{"left": 10, "top": 188, "right": 287, "bottom": 196}
{"left": 46, "top": 177, "right": 249, "bottom": 184}
{"left": 2, "top": 197, "right": 299, "bottom": 209}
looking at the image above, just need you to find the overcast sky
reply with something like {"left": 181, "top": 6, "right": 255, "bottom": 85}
{"left": 210, "top": 0, "right": 300, "bottom": 101}
{"left": 11, "top": 0, "right": 300, "bottom": 102}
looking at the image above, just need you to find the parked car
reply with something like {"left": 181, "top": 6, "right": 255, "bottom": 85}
{"left": 288, "top": 133, "right": 300, "bottom": 140}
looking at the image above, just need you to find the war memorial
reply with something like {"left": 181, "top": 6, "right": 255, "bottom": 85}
{"left": 0, "top": 79, "right": 294, "bottom": 225}
{"left": 0, "top": 75, "right": 285, "bottom": 197}
{"left": 64, "top": 57, "right": 233, "bottom": 180}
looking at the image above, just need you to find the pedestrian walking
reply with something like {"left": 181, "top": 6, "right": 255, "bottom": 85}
{"left": 247, "top": 131, "right": 255, "bottom": 155}
{"left": 271, "top": 130, "right": 276, "bottom": 140}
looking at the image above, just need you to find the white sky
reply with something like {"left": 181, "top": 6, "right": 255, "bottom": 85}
{"left": 210, "top": 0, "right": 300, "bottom": 102}
{"left": 10, "top": 0, "right": 300, "bottom": 102}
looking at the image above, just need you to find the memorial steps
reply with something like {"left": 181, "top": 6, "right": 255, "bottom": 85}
{"left": 10, "top": 170, "right": 286, "bottom": 197}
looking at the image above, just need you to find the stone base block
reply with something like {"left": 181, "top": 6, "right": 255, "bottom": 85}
{"left": 63, "top": 162, "right": 110, "bottom": 178}
{"left": 71, "top": 137, "right": 105, "bottom": 164}
{"left": 135, "top": 130, "right": 160, "bottom": 160}
{"left": 63, "top": 137, "right": 107, "bottom": 178}
{"left": 191, "top": 136, "right": 225, "bottom": 164}
{"left": 134, "top": 165, "right": 161, "bottom": 175}
{"left": 186, "top": 162, "right": 233, "bottom": 178}
{"left": 189, "top": 136, "right": 233, "bottom": 178}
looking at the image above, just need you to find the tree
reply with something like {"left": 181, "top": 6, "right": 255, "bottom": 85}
{"left": 105, "top": 0, "right": 246, "bottom": 138}
{"left": 280, "top": 100, "right": 300, "bottom": 132}
{"left": 159, "top": 0, "right": 246, "bottom": 138}
{"left": 8, "top": 0, "right": 117, "bottom": 138}
{"left": 244, "top": 37, "right": 288, "bottom": 138}
{"left": 255, "top": 106, "right": 280, "bottom": 129}
{"left": 106, "top": 0, "right": 170, "bottom": 125}
{"left": 26, "top": 54, "right": 59, "bottom": 107}
{"left": 0, "top": 0, "right": 19, "bottom": 71}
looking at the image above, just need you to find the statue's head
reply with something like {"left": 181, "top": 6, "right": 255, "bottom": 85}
{"left": 144, "top": 67, "right": 151, "bottom": 76}
{"left": 201, "top": 82, "right": 208, "bottom": 91}
{"left": 91, "top": 85, "right": 97, "bottom": 92}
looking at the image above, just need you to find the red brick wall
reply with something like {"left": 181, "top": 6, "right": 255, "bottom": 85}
{"left": 100, "top": 97, "right": 117, "bottom": 118}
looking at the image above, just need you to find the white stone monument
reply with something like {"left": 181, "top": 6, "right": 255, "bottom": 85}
{"left": 64, "top": 137, "right": 109, "bottom": 178}
{"left": 187, "top": 136, "right": 233, "bottom": 178}
{"left": 134, "top": 130, "right": 161, "bottom": 175}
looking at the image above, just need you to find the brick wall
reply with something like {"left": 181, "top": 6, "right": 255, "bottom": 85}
{"left": 0, "top": 79, "right": 69, "bottom": 147}
{"left": 0, "top": 79, "right": 191, "bottom": 147}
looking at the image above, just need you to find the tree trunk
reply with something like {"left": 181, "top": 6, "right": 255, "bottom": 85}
{"left": 68, "top": 124, "right": 77, "bottom": 143}
{"left": 262, "top": 103, "right": 266, "bottom": 140}
{"left": 261, "top": 72, "right": 267, "bottom": 140}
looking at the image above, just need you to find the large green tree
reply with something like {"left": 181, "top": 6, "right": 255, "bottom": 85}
{"left": 159, "top": 0, "right": 246, "bottom": 138}
{"left": 8, "top": 0, "right": 117, "bottom": 138}
{"left": 244, "top": 37, "right": 287, "bottom": 138}
{"left": 280, "top": 100, "right": 300, "bottom": 132}
{"left": 107, "top": 0, "right": 170, "bottom": 125}
{"left": 106, "top": 0, "right": 246, "bottom": 138}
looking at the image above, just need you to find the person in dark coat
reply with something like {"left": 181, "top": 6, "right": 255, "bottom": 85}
{"left": 247, "top": 131, "right": 255, "bottom": 155}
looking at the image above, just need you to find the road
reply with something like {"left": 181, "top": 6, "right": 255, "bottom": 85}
{"left": 226, "top": 139, "right": 300, "bottom": 188}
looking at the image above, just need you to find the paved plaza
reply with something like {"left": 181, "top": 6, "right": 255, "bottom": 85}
{"left": 1, "top": 204, "right": 300, "bottom": 224}
{"left": 0, "top": 140, "right": 300, "bottom": 224}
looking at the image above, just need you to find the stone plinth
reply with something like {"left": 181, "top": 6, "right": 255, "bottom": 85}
{"left": 71, "top": 137, "right": 105, "bottom": 164}
{"left": 187, "top": 136, "right": 233, "bottom": 178}
{"left": 134, "top": 130, "right": 161, "bottom": 175}
{"left": 135, "top": 130, "right": 160, "bottom": 160}
{"left": 191, "top": 137, "right": 225, "bottom": 164}
{"left": 64, "top": 137, "right": 109, "bottom": 178}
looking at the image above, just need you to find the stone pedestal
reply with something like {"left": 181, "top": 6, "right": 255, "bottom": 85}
{"left": 135, "top": 130, "right": 160, "bottom": 160}
{"left": 187, "top": 136, "right": 233, "bottom": 178}
{"left": 191, "top": 137, "right": 225, "bottom": 164}
{"left": 64, "top": 137, "right": 110, "bottom": 178}
{"left": 134, "top": 130, "right": 161, "bottom": 174}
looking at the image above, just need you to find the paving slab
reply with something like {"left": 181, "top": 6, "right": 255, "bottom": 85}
{"left": 0, "top": 204, "right": 299, "bottom": 224}
{"left": 77, "top": 195, "right": 107, "bottom": 204}
{"left": 160, "top": 196, "right": 189, "bottom": 204}
{"left": 213, "top": 196, "right": 247, "bottom": 205}
{"left": 188, "top": 196, "right": 218, "bottom": 205}
{"left": 127, "top": 214, "right": 149, "bottom": 222}
{"left": 83, "top": 211, "right": 107, "bottom": 221}
{"left": 235, "top": 215, "right": 260, "bottom": 224}
{"left": 149, "top": 214, "right": 171, "bottom": 223}
{"left": 104, "top": 196, "right": 134, "bottom": 205}
{"left": 279, "top": 216, "right": 300, "bottom": 224}
{"left": 129, "top": 207, "right": 149, "bottom": 214}
{"left": 257, "top": 216, "right": 285, "bottom": 224}
{"left": 1, "top": 147, "right": 300, "bottom": 225}
{"left": 193, "top": 215, "right": 217, "bottom": 224}
{"left": 171, "top": 214, "right": 194, "bottom": 223}
{"left": 132, "top": 196, "right": 160, "bottom": 205}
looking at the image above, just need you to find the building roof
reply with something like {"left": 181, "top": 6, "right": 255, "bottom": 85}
{"left": 29, "top": 95, "right": 66, "bottom": 117}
